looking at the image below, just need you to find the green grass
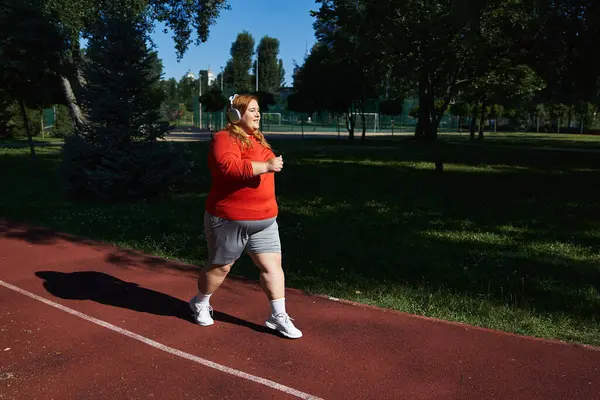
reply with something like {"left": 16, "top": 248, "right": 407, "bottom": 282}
{"left": 2, "top": 137, "right": 599, "bottom": 346}
{"left": 439, "top": 131, "right": 600, "bottom": 150}
{"left": 0, "top": 135, "right": 64, "bottom": 147}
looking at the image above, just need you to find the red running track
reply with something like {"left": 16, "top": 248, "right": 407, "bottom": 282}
{"left": 1, "top": 220, "right": 599, "bottom": 399}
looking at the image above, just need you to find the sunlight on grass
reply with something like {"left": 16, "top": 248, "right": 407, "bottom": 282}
{"left": 422, "top": 229, "right": 513, "bottom": 245}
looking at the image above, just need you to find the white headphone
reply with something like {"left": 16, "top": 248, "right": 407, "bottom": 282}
{"left": 227, "top": 94, "right": 241, "bottom": 124}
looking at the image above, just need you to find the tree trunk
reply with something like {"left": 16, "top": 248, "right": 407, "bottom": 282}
{"left": 469, "top": 110, "right": 477, "bottom": 141}
{"left": 40, "top": 111, "right": 44, "bottom": 140}
{"left": 301, "top": 112, "right": 304, "bottom": 139}
{"left": 478, "top": 101, "right": 486, "bottom": 140}
{"left": 428, "top": 89, "right": 438, "bottom": 141}
{"left": 346, "top": 105, "right": 355, "bottom": 140}
{"left": 360, "top": 91, "right": 366, "bottom": 140}
{"left": 361, "top": 111, "right": 366, "bottom": 140}
{"left": 415, "top": 72, "right": 430, "bottom": 140}
{"left": 60, "top": 74, "right": 86, "bottom": 132}
{"left": 19, "top": 100, "right": 36, "bottom": 159}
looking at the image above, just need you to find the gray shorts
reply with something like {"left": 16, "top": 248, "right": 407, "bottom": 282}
{"left": 204, "top": 212, "right": 281, "bottom": 265}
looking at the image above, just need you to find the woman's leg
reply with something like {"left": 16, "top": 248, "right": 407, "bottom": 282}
{"left": 249, "top": 252, "right": 302, "bottom": 339}
{"left": 248, "top": 252, "right": 284, "bottom": 301}
{"left": 197, "top": 262, "right": 234, "bottom": 294}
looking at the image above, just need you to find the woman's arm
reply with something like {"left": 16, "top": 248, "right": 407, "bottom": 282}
{"left": 251, "top": 156, "right": 283, "bottom": 175}
{"left": 213, "top": 134, "right": 282, "bottom": 179}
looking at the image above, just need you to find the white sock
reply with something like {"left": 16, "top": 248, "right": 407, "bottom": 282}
{"left": 195, "top": 292, "right": 212, "bottom": 306}
{"left": 270, "top": 298, "right": 286, "bottom": 316}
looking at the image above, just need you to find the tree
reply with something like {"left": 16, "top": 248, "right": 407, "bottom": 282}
{"left": 61, "top": 3, "right": 190, "bottom": 199}
{"left": 527, "top": 1, "right": 600, "bottom": 112}
{"left": 378, "top": 98, "right": 403, "bottom": 134}
{"left": 160, "top": 78, "right": 180, "bottom": 123}
{"left": 51, "top": 105, "right": 73, "bottom": 137}
{"left": 199, "top": 88, "right": 227, "bottom": 130}
{"left": 227, "top": 31, "right": 255, "bottom": 92}
{"left": 178, "top": 73, "right": 197, "bottom": 112}
{"left": 0, "top": 92, "right": 17, "bottom": 138}
{"left": 254, "top": 36, "right": 284, "bottom": 93}
{"left": 360, "top": 0, "right": 534, "bottom": 141}
{"left": 37, "top": 0, "right": 228, "bottom": 132}
{"left": 449, "top": 102, "right": 471, "bottom": 133}
{"left": 292, "top": 43, "right": 360, "bottom": 138}
{"left": 0, "top": 0, "right": 69, "bottom": 158}
{"left": 278, "top": 59, "right": 286, "bottom": 89}
{"left": 312, "top": 0, "right": 384, "bottom": 140}
{"left": 287, "top": 92, "right": 316, "bottom": 139}
{"left": 459, "top": 64, "right": 545, "bottom": 139}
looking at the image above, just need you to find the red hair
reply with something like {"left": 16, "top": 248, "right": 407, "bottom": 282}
{"left": 225, "top": 94, "right": 271, "bottom": 149}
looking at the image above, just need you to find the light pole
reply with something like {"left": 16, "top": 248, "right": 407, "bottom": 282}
{"left": 220, "top": 66, "right": 224, "bottom": 129}
{"left": 255, "top": 57, "right": 258, "bottom": 92}
{"left": 198, "top": 70, "right": 202, "bottom": 129}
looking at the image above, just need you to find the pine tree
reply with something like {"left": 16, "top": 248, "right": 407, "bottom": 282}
{"left": 61, "top": 2, "right": 191, "bottom": 199}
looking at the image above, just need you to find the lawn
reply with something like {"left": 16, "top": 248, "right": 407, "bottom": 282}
{"left": 1, "top": 137, "right": 599, "bottom": 346}
{"left": 439, "top": 131, "right": 600, "bottom": 150}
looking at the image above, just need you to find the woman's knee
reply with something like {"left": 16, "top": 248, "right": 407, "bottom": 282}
{"left": 203, "top": 263, "right": 233, "bottom": 275}
{"left": 251, "top": 253, "right": 282, "bottom": 273}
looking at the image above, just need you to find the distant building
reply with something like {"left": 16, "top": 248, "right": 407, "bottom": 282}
{"left": 207, "top": 66, "right": 216, "bottom": 86}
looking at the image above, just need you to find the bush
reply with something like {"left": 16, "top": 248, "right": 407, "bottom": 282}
{"left": 61, "top": 135, "right": 192, "bottom": 200}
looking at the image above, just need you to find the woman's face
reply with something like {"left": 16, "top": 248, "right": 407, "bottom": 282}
{"left": 239, "top": 99, "right": 261, "bottom": 133}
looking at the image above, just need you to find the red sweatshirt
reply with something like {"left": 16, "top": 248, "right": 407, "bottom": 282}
{"left": 205, "top": 131, "right": 278, "bottom": 220}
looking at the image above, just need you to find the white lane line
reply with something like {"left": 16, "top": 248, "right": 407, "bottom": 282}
{"left": 0, "top": 279, "right": 322, "bottom": 400}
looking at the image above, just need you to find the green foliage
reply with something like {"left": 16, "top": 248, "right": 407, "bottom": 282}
{"left": 51, "top": 105, "right": 74, "bottom": 137}
{"left": 286, "top": 92, "right": 315, "bottom": 115}
{"left": 199, "top": 88, "right": 227, "bottom": 112}
{"left": 253, "top": 90, "right": 276, "bottom": 112}
{"left": 0, "top": 98, "right": 17, "bottom": 138}
{"left": 379, "top": 98, "right": 403, "bottom": 116}
{"left": 61, "top": 135, "right": 191, "bottom": 200}
{"left": 44, "top": 0, "right": 228, "bottom": 59}
{"left": 228, "top": 31, "right": 255, "bottom": 92}
{"left": 81, "top": 5, "right": 166, "bottom": 144}
{"left": 278, "top": 59, "right": 286, "bottom": 88}
{"left": 311, "top": 0, "right": 384, "bottom": 138}
{"left": 488, "top": 104, "right": 504, "bottom": 120}
{"left": 0, "top": 0, "right": 68, "bottom": 111}
{"left": 177, "top": 74, "right": 197, "bottom": 112}
{"left": 61, "top": 3, "right": 190, "bottom": 199}
{"left": 449, "top": 102, "right": 472, "bottom": 118}
{"left": 254, "top": 36, "right": 284, "bottom": 93}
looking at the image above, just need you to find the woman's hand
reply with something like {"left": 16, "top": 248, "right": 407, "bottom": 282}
{"left": 266, "top": 156, "right": 283, "bottom": 172}
{"left": 251, "top": 156, "right": 283, "bottom": 176}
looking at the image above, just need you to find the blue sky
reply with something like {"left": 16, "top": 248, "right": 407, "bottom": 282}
{"left": 151, "top": 0, "right": 319, "bottom": 86}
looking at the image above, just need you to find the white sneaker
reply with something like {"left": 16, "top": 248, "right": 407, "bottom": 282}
{"left": 189, "top": 296, "right": 214, "bottom": 326}
{"left": 265, "top": 313, "right": 303, "bottom": 339}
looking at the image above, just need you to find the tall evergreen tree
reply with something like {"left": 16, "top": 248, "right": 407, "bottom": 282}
{"left": 228, "top": 31, "right": 255, "bottom": 92}
{"left": 82, "top": 4, "right": 164, "bottom": 145}
{"left": 61, "top": 2, "right": 191, "bottom": 199}
{"left": 254, "top": 36, "right": 284, "bottom": 93}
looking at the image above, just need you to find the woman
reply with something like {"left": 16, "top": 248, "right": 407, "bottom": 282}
{"left": 189, "top": 94, "right": 302, "bottom": 339}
